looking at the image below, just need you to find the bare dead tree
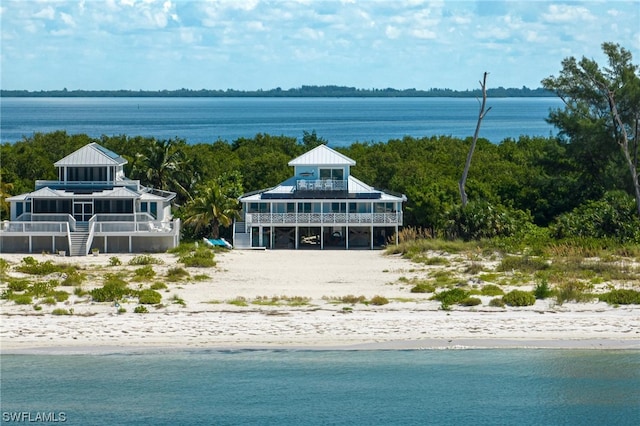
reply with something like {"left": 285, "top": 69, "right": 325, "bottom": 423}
{"left": 459, "top": 72, "right": 492, "bottom": 207}
{"left": 601, "top": 85, "right": 640, "bottom": 217}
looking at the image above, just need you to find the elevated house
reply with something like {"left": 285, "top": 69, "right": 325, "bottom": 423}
{"left": 1, "top": 143, "right": 180, "bottom": 256}
{"left": 234, "top": 145, "right": 406, "bottom": 249}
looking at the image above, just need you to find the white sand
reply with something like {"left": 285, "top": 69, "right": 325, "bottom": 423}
{"left": 1, "top": 250, "right": 639, "bottom": 353}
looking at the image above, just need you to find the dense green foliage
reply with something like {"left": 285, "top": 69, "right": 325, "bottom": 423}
{"left": 502, "top": 290, "right": 536, "bottom": 307}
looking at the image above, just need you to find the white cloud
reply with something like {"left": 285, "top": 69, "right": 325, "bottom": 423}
{"left": 33, "top": 6, "right": 55, "bottom": 19}
{"left": 542, "top": 4, "right": 595, "bottom": 23}
{"left": 411, "top": 28, "right": 436, "bottom": 39}
{"left": 385, "top": 25, "right": 401, "bottom": 39}
{"left": 60, "top": 12, "right": 76, "bottom": 27}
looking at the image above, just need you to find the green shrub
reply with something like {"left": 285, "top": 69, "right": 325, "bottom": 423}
{"left": 497, "top": 255, "right": 549, "bottom": 273}
{"left": 480, "top": 284, "right": 504, "bottom": 296}
{"left": 90, "top": 276, "right": 132, "bottom": 302}
{"left": 179, "top": 249, "right": 216, "bottom": 267}
{"left": 459, "top": 297, "right": 482, "bottom": 306}
{"left": 445, "top": 201, "right": 533, "bottom": 241}
{"left": 15, "top": 257, "right": 66, "bottom": 275}
{"left": 598, "top": 289, "right": 640, "bottom": 305}
{"left": 51, "top": 290, "right": 69, "bottom": 302}
{"left": 13, "top": 294, "right": 33, "bottom": 305}
{"left": 0, "top": 258, "right": 9, "bottom": 274}
{"left": 51, "top": 308, "right": 72, "bottom": 316}
{"left": 61, "top": 271, "right": 85, "bottom": 286}
{"left": 534, "top": 279, "right": 553, "bottom": 299}
{"left": 42, "top": 296, "right": 57, "bottom": 305}
{"left": 150, "top": 282, "right": 168, "bottom": 290}
{"left": 555, "top": 281, "right": 594, "bottom": 305}
{"left": 551, "top": 191, "right": 640, "bottom": 243}
{"left": 503, "top": 290, "right": 536, "bottom": 307}
{"left": 432, "top": 288, "right": 469, "bottom": 307}
{"left": 138, "top": 289, "right": 162, "bottom": 304}
{"left": 128, "top": 255, "right": 163, "bottom": 266}
{"left": 228, "top": 296, "right": 248, "bottom": 307}
{"left": 132, "top": 265, "right": 156, "bottom": 280}
{"left": 134, "top": 305, "right": 149, "bottom": 314}
{"left": 489, "top": 298, "right": 506, "bottom": 308}
{"left": 28, "top": 280, "right": 59, "bottom": 297}
{"left": 109, "top": 256, "right": 122, "bottom": 266}
{"left": 340, "top": 295, "right": 367, "bottom": 304}
{"left": 166, "top": 267, "right": 190, "bottom": 281}
{"left": 410, "top": 282, "right": 435, "bottom": 293}
{"left": 7, "top": 279, "right": 30, "bottom": 292}
{"left": 370, "top": 295, "right": 389, "bottom": 306}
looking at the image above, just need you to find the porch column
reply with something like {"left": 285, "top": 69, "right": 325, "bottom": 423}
{"left": 128, "top": 236, "right": 132, "bottom": 253}
{"left": 321, "top": 226, "right": 324, "bottom": 250}
{"left": 295, "top": 227, "right": 299, "bottom": 249}
{"left": 370, "top": 226, "right": 374, "bottom": 250}
{"left": 52, "top": 235, "right": 56, "bottom": 253}
{"left": 395, "top": 224, "right": 399, "bottom": 245}
{"left": 29, "top": 236, "right": 33, "bottom": 253}
{"left": 346, "top": 223, "right": 349, "bottom": 250}
{"left": 258, "top": 226, "right": 263, "bottom": 247}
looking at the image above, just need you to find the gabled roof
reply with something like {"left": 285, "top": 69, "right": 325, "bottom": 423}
{"left": 55, "top": 143, "right": 127, "bottom": 167}
{"left": 288, "top": 144, "right": 356, "bottom": 167}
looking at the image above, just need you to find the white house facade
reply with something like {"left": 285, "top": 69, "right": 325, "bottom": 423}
{"left": 1, "top": 143, "right": 180, "bottom": 256}
{"left": 233, "top": 145, "right": 406, "bottom": 249}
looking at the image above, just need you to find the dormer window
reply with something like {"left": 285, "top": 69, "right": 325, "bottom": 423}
{"left": 319, "top": 168, "right": 344, "bottom": 181}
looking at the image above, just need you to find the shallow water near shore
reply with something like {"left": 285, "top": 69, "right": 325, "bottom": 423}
{"left": 2, "top": 349, "right": 639, "bottom": 425}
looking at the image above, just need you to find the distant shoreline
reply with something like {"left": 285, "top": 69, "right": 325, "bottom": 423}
{"left": 1, "top": 85, "right": 554, "bottom": 98}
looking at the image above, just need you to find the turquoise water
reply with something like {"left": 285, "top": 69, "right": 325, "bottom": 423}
{"left": 2, "top": 349, "right": 638, "bottom": 425}
{"left": 0, "top": 97, "right": 562, "bottom": 146}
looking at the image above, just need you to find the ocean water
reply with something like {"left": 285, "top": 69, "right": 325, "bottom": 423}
{"left": 1, "top": 349, "right": 639, "bottom": 425}
{"left": 0, "top": 97, "right": 563, "bottom": 146}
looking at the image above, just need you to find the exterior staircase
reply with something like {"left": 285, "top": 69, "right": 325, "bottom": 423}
{"left": 69, "top": 223, "right": 91, "bottom": 256}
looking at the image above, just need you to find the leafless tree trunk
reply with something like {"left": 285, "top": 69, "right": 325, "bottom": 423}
{"left": 603, "top": 86, "right": 640, "bottom": 217}
{"left": 459, "top": 72, "right": 492, "bottom": 207}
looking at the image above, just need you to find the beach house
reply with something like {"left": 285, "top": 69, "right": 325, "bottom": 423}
{"left": 0, "top": 143, "right": 180, "bottom": 255}
{"left": 233, "top": 144, "right": 406, "bottom": 249}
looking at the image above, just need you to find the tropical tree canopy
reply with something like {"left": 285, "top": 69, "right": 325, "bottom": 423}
{"left": 183, "top": 174, "right": 243, "bottom": 239}
{"left": 542, "top": 42, "right": 640, "bottom": 217}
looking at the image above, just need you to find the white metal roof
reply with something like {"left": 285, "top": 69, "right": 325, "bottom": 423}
{"left": 239, "top": 175, "right": 406, "bottom": 202}
{"left": 55, "top": 143, "right": 128, "bottom": 167}
{"left": 288, "top": 145, "right": 356, "bottom": 167}
{"left": 7, "top": 186, "right": 143, "bottom": 200}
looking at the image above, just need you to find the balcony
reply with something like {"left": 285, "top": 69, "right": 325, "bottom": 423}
{"left": 296, "top": 179, "right": 347, "bottom": 192}
{"left": 246, "top": 212, "right": 402, "bottom": 225}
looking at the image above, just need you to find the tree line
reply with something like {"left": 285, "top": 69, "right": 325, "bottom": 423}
{"left": 1, "top": 86, "right": 553, "bottom": 98}
{"left": 1, "top": 43, "right": 638, "bottom": 245}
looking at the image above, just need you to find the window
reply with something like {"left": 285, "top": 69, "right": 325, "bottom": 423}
{"left": 319, "top": 168, "right": 344, "bottom": 180}
{"left": 248, "top": 203, "right": 270, "bottom": 213}
{"left": 150, "top": 203, "right": 157, "bottom": 219}
{"left": 274, "top": 203, "right": 295, "bottom": 213}
{"left": 323, "top": 202, "right": 346, "bottom": 213}
{"left": 349, "top": 203, "right": 371, "bottom": 213}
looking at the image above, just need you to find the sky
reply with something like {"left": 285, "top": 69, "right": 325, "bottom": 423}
{"left": 1, "top": 0, "right": 639, "bottom": 91}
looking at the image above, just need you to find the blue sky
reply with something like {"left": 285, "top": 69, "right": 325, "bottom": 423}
{"left": 1, "top": 0, "right": 638, "bottom": 91}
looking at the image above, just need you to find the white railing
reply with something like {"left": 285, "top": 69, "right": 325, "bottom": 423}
{"left": 246, "top": 212, "right": 401, "bottom": 225}
{"left": 1, "top": 221, "right": 70, "bottom": 233}
{"left": 2, "top": 216, "right": 177, "bottom": 235}
{"left": 296, "top": 179, "right": 347, "bottom": 191}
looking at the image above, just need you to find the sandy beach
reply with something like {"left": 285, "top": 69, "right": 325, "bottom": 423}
{"left": 1, "top": 249, "right": 639, "bottom": 353}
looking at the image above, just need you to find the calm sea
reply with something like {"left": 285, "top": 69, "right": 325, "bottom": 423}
{"left": 0, "top": 97, "right": 563, "bottom": 146}
{"left": 1, "top": 349, "right": 638, "bottom": 425}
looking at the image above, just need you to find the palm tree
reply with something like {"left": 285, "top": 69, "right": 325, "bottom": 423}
{"left": 184, "top": 181, "right": 241, "bottom": 239}
{"left": 133, "top": 139, "right": 192, "bottom": 204}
